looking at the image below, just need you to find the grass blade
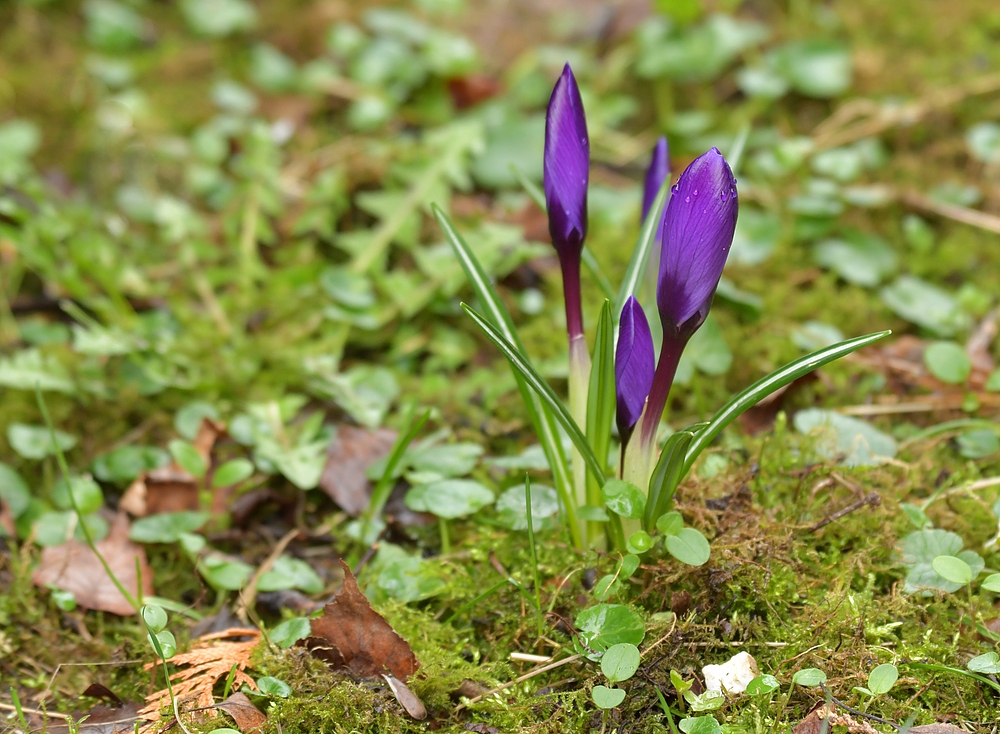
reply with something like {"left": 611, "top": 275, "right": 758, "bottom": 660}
{"left": 361, "top": 405, "right": 431, "bottom": 541}
{"left": 463, "top": 303, "right": 606, "bottom": 484}
{"left": 435, "top": 205, "right": 580, "bottom": 547}
{"left": 586, "top": 300, "right": 615, "bottom": 539}
{"left": 682, "top": 330, "right": 891, "bottom": 474}
{"left": 614, "top": 184, "right": 668, "bottom": 319}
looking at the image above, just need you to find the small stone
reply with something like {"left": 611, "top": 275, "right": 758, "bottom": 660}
{"left": 702, "top": 651, "right": 759, "bottom": 695}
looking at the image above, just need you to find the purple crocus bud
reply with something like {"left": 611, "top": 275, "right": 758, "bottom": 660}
{"left": 638, "top": 148, "right": 739, "bottom": 447}
{"left": 656, "top": 147, "right": 738, "bottom": 339}
{"left": 615, "top": 296, "right": 655, "bottom": 447}
{"left": 544, "top": 64, "right": 589, "bottom": 341}
{"left": 641, "top": 136, "right": 669, "bottom": 223}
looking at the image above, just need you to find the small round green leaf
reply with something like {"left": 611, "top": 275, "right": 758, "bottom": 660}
{"left": 981, "top": 573, "right": 1000, "bottom": 593}
{"left": 51, "top": 475, "right": 104, "bottom": 515}
{"left": 745, "top": 674, "right": 780, "bottom": 696}
{"left": 665, "top": 528, "right": 711, "bottom": 567}
{"left": 130, "top": 511, "right": 210, "bottom": 544}
{"left": 168, "top": 439, "right": 207, "bottom": 479}
{"left": 591, "top": 685, "right": 626, "bottom": 709}
{"left": 142, "top": 604, "right": 168, "bottom": 633}
{"left": 792, "top": 668, "right": 827, "bottom": 687}
{"left": 404, "top": 479, "right": 493, "bottom": 519}
{"left": 931, "top": 555, "right": 973, "bottom": 585}
{"left": 601, "top": 479, "right": 646, "bottom": 519}
{"left": 50, "top": 588, "right": 77, "bottom": 611}
{"left": 270, "top": 618, "right": 311, "bottom": 649}
{"left": 923, "top": 341, "right": 971, "bottom": 384}
{"left": 655, "top": 511, "right": 684, "bottom": 536}
{"left": 152, "top": 630, "right": 177, "bottom": 659}
{"left": 212, "top": 458, "right": 254, "bottom": 488}
{"left": 867, "top": 663, "right": 898, "bottom": 695}
{"left": 967, "top": 652, "right": 1000, "bottom": 674}
{"left": 0, "top": 462, "right": 31, "bottom": 518}
{"left": 626, "top": 531, "right": 654, "bottom": 554}
{"left": 256, "top": 676, "right": 292, "bottom": 698}
{"left": 601, "top": 643, "right": 641, "bottom": 683}
{"left": 678, "top": 715, "right": 723, "bottom": 734}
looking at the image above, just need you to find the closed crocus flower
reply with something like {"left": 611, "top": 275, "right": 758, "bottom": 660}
{"left": 642, "top": 136, "right": 669, "bottom": 224}
{"left": 639, "top": 148, "right": 739, "bottom": 447}
{"left": 544, "top": 63, "right": 589, "bottom": 342}
{"left": 615, "top": 296, "right": 655, "bottom": 449}
{"left": 656, "top": 147, "right": 738, "bottom": 338}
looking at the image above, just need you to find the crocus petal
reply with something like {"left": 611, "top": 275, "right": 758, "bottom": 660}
{"left": 642, "top": 136, "right": 669, "bottom": 223}
{"left": 544, "top": 64, "right": 589, "bottom": 261}
{"left": 615, "top": 296, "right": 655, "bottom": 440}
{"left": 656, "top": 147, "right": 738, "bottom": 336}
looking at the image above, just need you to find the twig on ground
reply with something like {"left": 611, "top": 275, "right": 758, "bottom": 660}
{"left": 810, "top": 492, "right": 881, "bottom": 532}
{"left": 454, "top": 654, "right": 583, "bottom": 711}
{"left": 235, "top": 528, "right": 300, "bottom": 624}
{"left": 900, "top": 190, "right": 1000, "bottom": 236}
{"left": 0, "top": 703, "right": 70, "bottom": 720}
{"left": 820, "top": 682, "right": 900, "bottom": 729}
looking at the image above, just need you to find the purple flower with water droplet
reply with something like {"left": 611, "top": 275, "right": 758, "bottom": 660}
{"left": 638, "top": 148, "right": 739, "bottom": 447}
{"left": 615, "top": 296, "right": 655, "bottom": 448}
{"left": 544, "top": 64, "right": 589, "bottom": 341}
{"left": 642, "top": 136, "right": 669, "bottom": 224}
{"left": 656, "top": 147, "right": 738, "bottom": 338}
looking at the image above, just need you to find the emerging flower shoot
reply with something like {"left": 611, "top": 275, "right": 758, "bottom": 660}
{"left": 615, "top": 296, "right": 655, "bottom": 453}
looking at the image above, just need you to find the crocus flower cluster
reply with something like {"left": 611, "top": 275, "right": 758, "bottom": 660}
{"left": 543, "top": 64, "right": 739, "bottom": 484}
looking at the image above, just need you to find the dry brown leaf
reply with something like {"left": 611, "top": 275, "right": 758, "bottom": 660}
{"left": 121, "top": 419, "right": 224, "bottom": 517}
{"left": 213, "top": 691, "right": 266, "bottom": 733}
{"left": 319, "top": 426, "right": 397, "bottom": 517}
{"left": 42, "top": 702, "right": 143, "bottom": 734}
{"left": 31, "top": 513, "right": 153, "bottom": 616}
{"left": 308, "top": 560, "right": 419, "bottom": 681}
{"left": 793, "top": 704, "right": 835, "bottom": 734}
{"left": 140, "top": 628, "right": 260, "bottom": 719}
{"left": 382, "top": 674, "right": 426, "bottom": 721}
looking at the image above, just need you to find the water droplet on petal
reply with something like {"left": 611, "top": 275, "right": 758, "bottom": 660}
{"left": 685, "top": 196, "right": 690, "bottom": 203}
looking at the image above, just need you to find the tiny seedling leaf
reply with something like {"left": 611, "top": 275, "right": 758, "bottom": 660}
{"left": 601, "top": 643, "right": 641, "bottom": 683}
{"left": 591, "top": 685, "right": 626, "bottom": 709}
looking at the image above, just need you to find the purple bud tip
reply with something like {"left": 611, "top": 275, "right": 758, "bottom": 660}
{"left": 656, "top": 147, "right": 739, "bottom": 338}
{"left": 615, "top": 296, "right": 655, "bottom": 443}
{"left": 642, "top": 136, "right": 670, "bottom": 223}
{"left": 544, "top": 64, "right": 589, "bottom": 262}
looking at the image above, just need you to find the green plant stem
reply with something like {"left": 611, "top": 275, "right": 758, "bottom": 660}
{"left": 569, "top": 336, "right": 592, "bottom": 546}
{"left": 525, "top": 476, "right": 543, "bottom": 637}
{"left": 35, "top": 388, "right": 139, "bottom": 614}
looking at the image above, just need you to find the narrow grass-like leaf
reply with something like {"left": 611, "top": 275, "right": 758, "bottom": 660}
{"left": 644, "top": 425, "right": 702, "bottom": 532}
{"left": 682, "top": 331, "right": 890, "bottom": 474}
{"left": 586, "top": 300, "right": 615, "bottom": 515}
{"left": 435, "top": 205, "right": 580, "bottom": 546}
{"left": 362, "top": 406, "right": 430, "bottom": 540}
{"left": 525, "top": 475, "right": 543, "bottom": 636}
{"left": 614, "top": 184, "right": 668, "bottom": 319}
{"left": 727, "top": 123, "right": 751, "bottom": 176}
{"left": 463, "top": 303, "right": 606, "bottom": 484}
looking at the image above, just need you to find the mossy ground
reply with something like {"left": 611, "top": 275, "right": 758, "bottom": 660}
{"left": 2, "top": 0, "right": 1000, "bottom": 732}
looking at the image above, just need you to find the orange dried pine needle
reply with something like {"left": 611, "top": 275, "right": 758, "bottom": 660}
{"left": 140, "top": 627, "right": 261, "bottom": 720}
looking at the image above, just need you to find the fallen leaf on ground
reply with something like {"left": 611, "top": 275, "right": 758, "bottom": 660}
{"left": 213, "top": 691, "right": 266, "bottom": 733}
{"left": 41, "top": 702, "right": 143, "bottom": 734}
{"left": 308, "top": 560, "right": 419, "bottom": 680}
{"left": 120, "top": 419, "right": 224, "bottom": 517}
{"left": 794, "top": 704, "right": 881, "bottom": 734}
{"left": 318, "top": 426, "right": 397, "bottom": 516}
{"left": 792, "top": 704, "right": 835, "bottom": 734}
{"left": 382, "top": 674, "right": 427, "bottom": 720}
{"left": 909, "top": 726, "right": 970, "bottom": 734}
{"left": 140, "top": 628, "right": 260, "bottom": 719}
{"left": 31, "top": 513, "right": 153, "bottom": 616}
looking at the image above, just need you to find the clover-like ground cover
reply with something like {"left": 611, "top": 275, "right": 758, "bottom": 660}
{"left": 2, "top": 0, "right": 1000, "bottom": 732}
